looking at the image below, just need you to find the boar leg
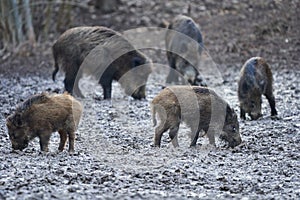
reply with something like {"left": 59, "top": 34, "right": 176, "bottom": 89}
{"left": 265, "top": 94, "right": 277, "bottom": 116}
{"left": 166, "top": 53, "right": 179, "bottom": 83}
{"left": 99, "top": 79, "right": 113, "bottom": 99}
{"left": 72, "top": 68, "right": 85, "bottom": 98}
{"left": 265, "top": 83, "right": 277, "bottom": 116}
{"left": 166, "top": 70, "right": 179, "bottom": 84}
{"left": 190, "top": 124, "right": 205, "bottom": 147}
{"left": 39, "top": 133, "right": 51, "bottom": 152}
{"left": 102, "top": 85, "right": 112, "bottom": 99}
{"left": 58, "top": 130, "right": 67, "bottom": 151}
{"left": 73, "top": 79, "right": 84, "bottom": 98}
{"left": 64, "top": 61, "right": 80, "bottom": 95}
{"left": 68, "top": 131, "right": 75, "bottom": 153}
{"left": 154, "top": 124, "right": 169, "bottom": 147}
{"left": 64, "top": 74, "right": 77, "bottom": 95}
{"left": 190, "top": 127, "right": 201, "bottom": 147}
{"left": 240, "top": 108, "right": 246, "bottom": 120}
{"left": 207, "top": 129, "right": 216, "bottom": 146}
{"left": 169, "top": 124, "right": 179, "bottom": 147}
{"left": 64, "top": 76, "right": 74, "bottom": 94}
{"left": 190, "top": 133, "right": 199, "bottom": 147}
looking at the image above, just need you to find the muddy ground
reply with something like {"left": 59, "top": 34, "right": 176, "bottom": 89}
{"left": 0, "top": 0, "right": 300, "bottom": 199}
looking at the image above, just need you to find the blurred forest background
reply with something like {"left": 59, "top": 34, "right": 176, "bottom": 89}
{"left": 0, "top": 0, "right": 299, "bottom": 71}
{"left": 0, "top": 0, "right": 121, "bottom": 58}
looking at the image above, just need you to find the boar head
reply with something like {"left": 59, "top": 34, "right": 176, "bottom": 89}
{"left": 6, "top": 114, "right": 31, "bottom": 151}
{"left": 240, "top": 86, "right": 262, "bottom": 120}
{"left": 221, "top": 106, "right": 242, "bottom": 148}
{"left": 121, "top": 56, "right": 152, "bottom": 99}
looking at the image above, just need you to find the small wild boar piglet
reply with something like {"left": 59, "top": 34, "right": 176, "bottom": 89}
{"left": 238, "top": 57, "right": 277, "bottom": 120}
{"left": 6, "top": 92, "right": 83, "bottom": 153}
{"left": 151, "top": 86, "right": 241, "bottom": 148}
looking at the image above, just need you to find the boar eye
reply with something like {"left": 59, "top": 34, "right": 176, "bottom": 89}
{"left": 10, "top": 133, "right": 16, "bottom": 139}
{"left": 250, "top": 101, "right": 255, "bottom": 109}
{"left": 232, "top": 127, "right": 236, "bottom": 133}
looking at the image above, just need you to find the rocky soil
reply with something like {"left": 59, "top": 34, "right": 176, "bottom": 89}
{"left": 0, "top": 0, "right": 299, "bottom": 199}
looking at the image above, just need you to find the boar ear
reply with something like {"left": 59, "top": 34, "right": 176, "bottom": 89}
{"left": 6, "top": 115, "right": 13, "bottom": 126}
{"left": 259, "top": 80, "right": 265, "bottom": 88}
{"left": 226, "top": 105, "right": 231, "bottom": 114}
{"left": 226, "top": 105, "right": 236, "bottom": 118}
{"left": 3, "top": 112, "right": 10, "bottom": 118}
{"left": 12, "top": 114, "right": 24, "bottom": 127}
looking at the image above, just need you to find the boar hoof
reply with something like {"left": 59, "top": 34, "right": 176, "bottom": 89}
{"left": 69, "top": 149, "right": 75, "bottom": 155}
{"left": 270, "top": 115, "right": 280, "bottom": 120}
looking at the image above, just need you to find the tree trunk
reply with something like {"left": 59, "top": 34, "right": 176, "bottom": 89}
{"left": 11, "top": 0, "right": 24, "bottom": 44}
{"left": 43, "top": 0, "right": 53, "bottom": 40}
{"left": 23, "top": 0, "right": 36, "bottom": 46}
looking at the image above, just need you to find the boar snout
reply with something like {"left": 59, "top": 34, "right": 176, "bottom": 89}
{"left": 249, "top": 112, "right": 262, "bottom": 120}
{"left": 228, "top": 136, "right": 242, "bottom": 148}
{"left": 131, "top": 86, "right": 146, "bottom": 100}
{"left": 12, "top": 142, "right": 28, "bottom": 151}
{"left": 183, "top": 67, "right": 197, "bottom": 85}
{"left": 220, "top": 133, "right": 242, "bottom": 148}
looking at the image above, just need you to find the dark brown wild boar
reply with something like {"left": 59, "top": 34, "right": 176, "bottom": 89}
{"left": 238, "top": 57, "right": 277, "bottom": 120}
{"left": 52, "top": 26, "right": 152, "bottom": 99}
{"left": 151, "top": 86, "right": 241, "bottom": 148}
{"left": 6, "top": 92, "right": 83, "bottom": 153}
{"left": 165, "top": 15, "right": 205, "bottom": 86}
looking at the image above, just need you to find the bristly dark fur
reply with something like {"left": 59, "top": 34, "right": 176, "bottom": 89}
{"left": 52, "top": 26, "right": 151, "bottom": 99}
{"left": 192, "top": 86, "right": 210, "bottom": 94}
{"left": 16, "top": 93, "right": 49, "bottom": 113}
{"left": 238, "top": 57, "right": 277, "bottom": 120}
{"left": 165, "top": 15, "right": 204, "bottom": 86}
{"left": 52, "top": 26, "right": 123, "bottom": 81}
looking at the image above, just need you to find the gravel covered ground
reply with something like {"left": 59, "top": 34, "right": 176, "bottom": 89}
{"left": 1, "top": 0, "right": 300, "bottom": 199}
{"left": 1, "top": 67, "right": 299, "bottom": 199}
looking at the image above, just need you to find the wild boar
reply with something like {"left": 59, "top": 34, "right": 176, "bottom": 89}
{"left": 165, "top": 15, "right": 204, "bottom": 86}
{"left": 6, "top": 92, "right": 83, "bottom": 153}
{"left": 52, "top": 26, "right": 152, "bottom": 99}
{"left": 238, "top": 57, "right": 277, "bottom": 120}
{"left": 151, "top": 86, "right": 241, "bottom": 148}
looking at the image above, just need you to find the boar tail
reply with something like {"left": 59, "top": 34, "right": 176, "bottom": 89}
{"left": 151, "top": 104, "right": 157, "bottom": 127}
{"left": 52, "top": 61, "right": 59, "bottom": 82}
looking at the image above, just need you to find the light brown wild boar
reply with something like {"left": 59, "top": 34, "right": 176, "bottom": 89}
{"left": 6, "top": 92, "right": 83, "bottom": 153}
{"left": 238, "top": 57, "right": 277, "bottom": 120}
{"left": 151, "top": 86, "right": 241, "bottom": 148}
